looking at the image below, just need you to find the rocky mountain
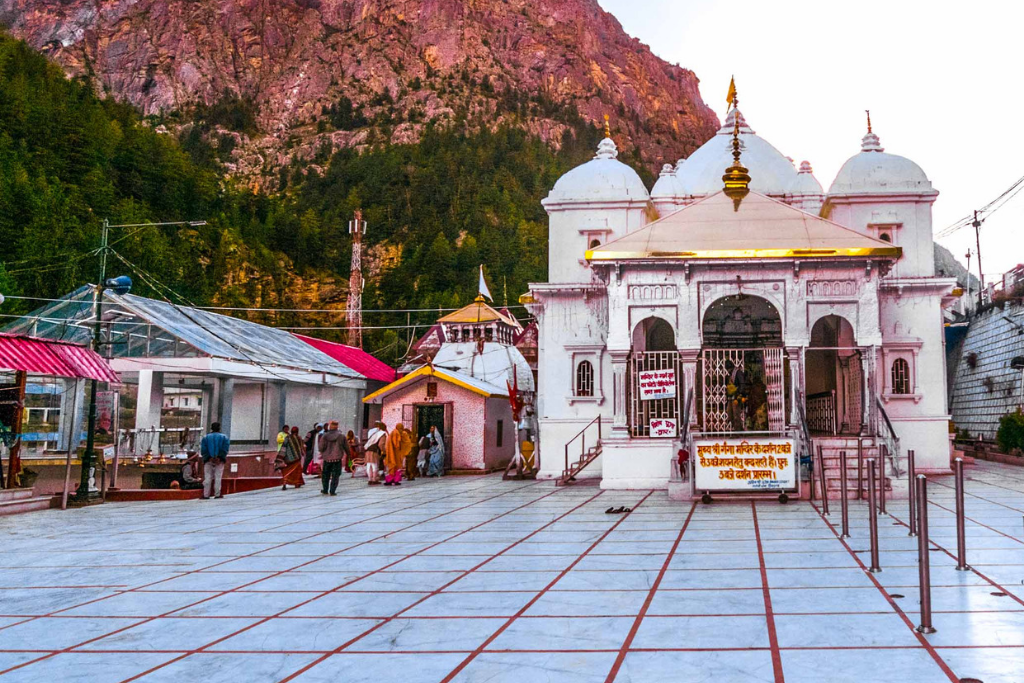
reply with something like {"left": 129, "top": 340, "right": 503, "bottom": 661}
{"left": 0, "top": 0, "right": 719, "bottom": 184}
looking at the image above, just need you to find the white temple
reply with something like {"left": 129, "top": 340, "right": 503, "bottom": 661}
{"left": 524, "top": 104, "right": 960, "bottom": 495}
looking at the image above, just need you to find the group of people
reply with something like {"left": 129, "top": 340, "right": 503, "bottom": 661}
{"left": 274, "top": 421, "right": 446, "bottom": 494}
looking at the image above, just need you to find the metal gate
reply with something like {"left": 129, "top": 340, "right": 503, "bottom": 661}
{"left": 628, "top": 351, "right": 682, "bottom": 437}
{"left": 701, "top": 348, "right": 786, "bottom": 433}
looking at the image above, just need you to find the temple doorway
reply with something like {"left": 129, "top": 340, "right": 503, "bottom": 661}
{"left": 628, "top": 317, "right": 681, "bottom": 437}
{"left": 699, "top": 295, "right": 786, "bottom": 433}
{"left": 805, "top": 315, "right": 863, "bottom": 435}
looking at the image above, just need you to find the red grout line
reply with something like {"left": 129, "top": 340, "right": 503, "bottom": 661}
{"left": 602, "top": 501, "right": 696, "bottom": 683}
{"left": 808, "top": 501, "right": 960, "bottom": 682}
{"left": 434, "top": 492, "right": 656, "bottom": 683}
{"left": 0, "top": 478, "right": 540, "bottom": 676}
{"left": 931, "top": 477, "right": 1024, "bottom": 514}
{"left": 120, "top": 485, "right": 602, "bottom": 683}
{"left": 751, "top": 502, "right": 786, "bottom": 683}
{"left": 885, "top": 501, "right": 1024, "bottom": 611}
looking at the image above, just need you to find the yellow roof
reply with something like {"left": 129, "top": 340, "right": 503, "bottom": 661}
{"left": 362, "top": 365, "right": 508, "bottom": 404}
{"left": 438, "top": 296, "right": 517, "bottom": 326}
{"left": 586, "top": 190, "right": 901, "bottom": 261}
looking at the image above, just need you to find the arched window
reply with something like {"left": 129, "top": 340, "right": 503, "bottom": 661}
{"left": 891, "top": 358, "right": 911, "bottom": 394}
{"left": 879, "top": 232, "right": 892, "bottom": 243}
{"left": 575, "top": 360, "right": 594, "bottom": 397}
{"left": 589, "top": 239, "right": 601, "bottom": 249}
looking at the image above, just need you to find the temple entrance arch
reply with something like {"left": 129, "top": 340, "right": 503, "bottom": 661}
{"left": 806, "top": 314, "right": 864, "bottom": 435}
{"left": 628, "top": 316, "right": 681, "bottom": 437}
{"left": 700, "top": 295, "right": 786, "bottom": 433}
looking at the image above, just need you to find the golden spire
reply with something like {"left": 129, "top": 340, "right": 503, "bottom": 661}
{"left": 866, "top": 109, "right": 872, "bottom": 133}
{"left": 603, "top": 113, "right": 611, "bottom": 138}
{"left": 721, "top": 83, "right": 750, "bottom": 209}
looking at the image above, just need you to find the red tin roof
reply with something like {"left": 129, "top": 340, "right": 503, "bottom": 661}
{"left": 0, "top": 333, "right": 120, "bottom": 383}
{"left": 291, "top": 334, "right": 397, "bottom": 383}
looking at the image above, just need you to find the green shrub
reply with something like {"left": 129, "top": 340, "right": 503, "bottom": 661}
{"left": 996, "top": 409, "right": 1024, "bottom": 454}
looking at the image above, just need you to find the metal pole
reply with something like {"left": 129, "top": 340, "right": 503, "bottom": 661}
{"left": 954, "top": 457, "right": 969, "bottom": 571}
{"left": 817, "top": 444, "right": 830, "bottom": 516}
{"left": 840, "top": 450, "right": 850, "bottom": 538}
{"left": 916, "top": 474, "right": 936, "bottom": 633}
{"left": 907, "top": 449, "right": 917, "bottom": 537}
{"left": 78, "top": 218, "right": 109, "bottom": 502}
{"left": 867, "top": 458, "right": 881, "bottom": 572}
{"left": 857, "top": 438, "right": 864, "bottom": 500}
{"left": 878, "top": 443, "right": 887, "bottom": 515}
{"left": 973, "top": 210, "right": 985, "bottom": 310}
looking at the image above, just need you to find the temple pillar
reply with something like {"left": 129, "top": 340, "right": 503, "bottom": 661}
{"left": 859, "top": 351, "right": 870, "bottom": 435}
{"left": 134, "top": 371, "right": 164, "bottom": 433}
{"left": 680, "top": 348, "right": 700, "bottom": 431}
{"left": 785, "top": 346, "right": 803, "bottom": 427}
{"left": 610, "top": 350, "right": 629, "bottom": 436}
{"left": 216, "top": 378, "right": 235, "bottom": 445}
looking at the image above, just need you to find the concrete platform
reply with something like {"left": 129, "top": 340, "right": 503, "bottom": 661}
{"left": 0, "top": 463, "right": 1022, "bottom": 682}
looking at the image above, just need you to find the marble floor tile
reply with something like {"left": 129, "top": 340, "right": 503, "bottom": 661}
{"left": 647, "top": 588, "right": 766, "bottom": 616}
{"left": 631, "top": 615, "right": 770, "bottom": 649}
{"left": 290, "top": 652, "right": 467, "bottom": 683}
{"left": 938, "top": 646, "right": 1024, "bottom": 683}
{"left": 781, "top": 647, "right": 948, "bottom": 683}
{"left": 0, "top": 651, "right": 178, "bottom": 683}
{"left": 444, "top": 570, "right": 562, "bottom": 592}
{"left": 346, "top": 617, "right": 505, "bottom": 652}
{"left": 208, "top": 617, "right": 382, "bottom": 652}
{"left": 403, "top": 591, "right": 536, "bottom": 617}
{"left": 170, "top": 591, "right": 320, "bottom": 617}
{"left": 58, "top": 591, "right": 214, "bottom": 617}
{"left": 0, "top": 616, "right": 142, "bottom": 650}
{"left": 75, "top": 616, "right": 260, "bottom": 651}
{"left": 450, "top": 651, "right": 617, "bottom": 683}
{"left": 614, "top": 650, "right": 776, "bottom": 683}
{"left": 525, "top": 590, "right": 647, "bottom": 617}
{"left": 287, "top": 592, "right": 431, "bottom": 618}
{"left": 487, "top": 615, "right": 633, "bottom": 651}
{"left": 133, "top": 652, "right": 321, "bottom": 682}
{"left": 774, "top": 613, "right": 921, "bottom": 647}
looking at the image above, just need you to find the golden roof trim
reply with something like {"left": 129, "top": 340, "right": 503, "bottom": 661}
{"left": 586, "top": 246, "right": 902, "bottom": 261}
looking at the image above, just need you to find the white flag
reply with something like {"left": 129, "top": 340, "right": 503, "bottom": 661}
{"left": 478, "top": 265, "right": 493, "bottom": 301}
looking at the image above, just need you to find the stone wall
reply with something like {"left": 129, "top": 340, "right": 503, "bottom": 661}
{"left": 949, "top": 301, "right": 1024, "bottom": 438}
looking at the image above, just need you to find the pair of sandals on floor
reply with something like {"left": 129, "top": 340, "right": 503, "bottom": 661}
{"left": 604, "top": 506, "right": 632, "bottom": 514}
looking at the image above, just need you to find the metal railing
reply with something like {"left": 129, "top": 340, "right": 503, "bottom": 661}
{"left": 563, "top": 415, "right": 602, "bottom": 479}
{"left": 875, "top": 397, "right": 902, "bottom": 477}
{"left": 806, "top": 390, "right": 837, "bottom": 435}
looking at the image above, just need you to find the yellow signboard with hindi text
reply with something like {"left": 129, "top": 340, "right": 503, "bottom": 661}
{"left": 693, "top": 438, "right": 796, "bottom": 492}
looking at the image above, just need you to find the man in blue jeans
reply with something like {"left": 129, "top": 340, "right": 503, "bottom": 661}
{"left": 200, "top": 422, "right": 230, "bottom": 499}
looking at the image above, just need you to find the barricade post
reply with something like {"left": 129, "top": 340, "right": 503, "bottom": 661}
{"left": 916, "top": 474, "right": 936, "bottom": 634}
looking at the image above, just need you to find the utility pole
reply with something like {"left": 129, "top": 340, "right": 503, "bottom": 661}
{"left": 76, "top": 219, "right": 109, "bottom": 502}
{"left": 965, "top": 250, "right": 972, "bottom": 314}
{"left": 347, "top": 209, "right": 367, "bottom": 349}
{"left": 76, "top": 219, "right": 206, "bottom": 503}
{"left": 973, "top": 210, "right": 985, "bottom": 309}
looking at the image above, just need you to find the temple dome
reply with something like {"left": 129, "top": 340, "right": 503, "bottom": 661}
{"left": 546, "top": 137, "right": 650, "bottom": 204}
{"left": 432, "top": 342, "right": 535, "bottom": 392}
{"left": 789, "top": 161, "right": 824, "bottom": 196}
{"left": 675, "top": 109, "right": 799, "bottom": 196}
{"left": 651, "top": 163, "right": 685, "bottom": 200}
{"left": 829, "top": 130, "right": 933, "bottom": 195}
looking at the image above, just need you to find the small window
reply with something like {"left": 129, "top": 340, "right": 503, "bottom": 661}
{"left": 589, "top": 239, "right": 601, "bottom": 249}
{"left": 575, "top": 360, "right": 594, "bottom": 397}
{"left": 879, "top": 232, "right": 891, "bottom": 243}
{"left": 891, "top": 358, "right": 911, "bottom": 394}
{"left": 426, "top": 382, "right": 438, "bottom": 399}
{"left": 496, "top": 419, "right": 504, "bottom": 448}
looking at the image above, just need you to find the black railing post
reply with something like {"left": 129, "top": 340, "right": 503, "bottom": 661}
{"left": 867, "top": 458, "right": 881, "bottom": 572}
{"left": 954, "top": 457, "right": 969, "bottom": 571}
{"left": 840, "top": 450, "right": 850, "bottom": 538}
{"left": 857, "top": 438, "right": 864, "bottom": 500}
{"left": 818, "top": 444, "right": 830, "bottom": 516}
{"left": 878, "top": 443, "right": 887, "bottom": 515}
{"left": 907, "top": 449, "right": 917, "bottom": 537}
{"left": 916, "top": 475, "right": 936, "bottom": 633}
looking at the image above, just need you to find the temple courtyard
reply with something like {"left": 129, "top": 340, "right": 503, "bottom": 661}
{"left": 0, "top": 462, "right": 1022, "bottom": 683}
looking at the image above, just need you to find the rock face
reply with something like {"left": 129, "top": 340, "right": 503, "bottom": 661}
{"left": 0, "top": 0, "right": 719, "bottom": 179}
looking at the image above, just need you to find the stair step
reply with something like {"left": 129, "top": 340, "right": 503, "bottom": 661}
{"left": 0, "top": 489, "right": 35, "bottom": 503}
{"left": 0, "top": 497, "right": 53, "bottom": 516}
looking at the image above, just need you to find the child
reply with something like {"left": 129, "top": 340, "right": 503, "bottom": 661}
{"left": 417, "top": 435, "right": 430, "bottom": 478}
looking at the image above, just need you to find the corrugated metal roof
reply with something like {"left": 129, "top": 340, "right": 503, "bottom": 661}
{"left": 0, "top": 333, "right": 120, "bottom": 383}
{"left": 291, "top": 334, "right": 397, "bottom": 383}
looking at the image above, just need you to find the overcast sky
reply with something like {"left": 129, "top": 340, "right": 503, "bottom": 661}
{"left": 597, "top": 0, "right": 1022, "bottom": 283}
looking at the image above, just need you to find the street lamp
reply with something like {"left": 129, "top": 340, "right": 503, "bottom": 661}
{"left": 76, "top": 218, "right": 207, "bottom": 502}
